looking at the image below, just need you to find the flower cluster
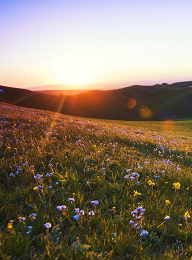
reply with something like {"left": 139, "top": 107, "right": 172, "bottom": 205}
{"left": 130, "top": 206, "right": 146, "bottom": 231}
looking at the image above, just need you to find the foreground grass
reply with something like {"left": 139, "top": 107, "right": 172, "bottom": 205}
{"left": 0, "top": 103, "right": 192, "bottom": 259}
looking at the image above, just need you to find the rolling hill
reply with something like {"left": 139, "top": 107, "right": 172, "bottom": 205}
{"left": 0, "top": 81, "right": 192, "bottom": 120}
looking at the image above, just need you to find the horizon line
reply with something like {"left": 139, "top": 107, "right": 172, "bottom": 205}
{"left": 1, "top": 79, "right": 192, "bottom": 91}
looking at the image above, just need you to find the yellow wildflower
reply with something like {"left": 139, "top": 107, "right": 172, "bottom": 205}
{"left": 184, "top": 211, "right": 191, "bottom": 219}
{"left": 33, "top": 187, "right": 38, "bottom": 190}
{"left": 173, "top": 182, "right": 181, "bottom": 190}
{"left": 148, "top": 180, "right": 155, "bottom": 186}
{"left": 133, "top": 190, "right": 141, "bottom": 196}
{"left": 7, "top": 220, "right": 13, "bottom": 229}
{"left": 165, "top": 200, "right": 171, "bottom": 205}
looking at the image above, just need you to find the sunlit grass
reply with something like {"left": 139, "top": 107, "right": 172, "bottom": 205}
{"left": 90, "top": 118, "right": 192, "bottom": 138}
{"left": 0, "top": 102, "right": 192, "bottom": 259}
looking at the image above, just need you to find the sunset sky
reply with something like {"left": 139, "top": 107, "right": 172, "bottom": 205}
{"left": 1, "top": 0, "right": 192, "bottom": 89}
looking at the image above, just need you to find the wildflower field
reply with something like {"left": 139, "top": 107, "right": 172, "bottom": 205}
{"left": 0, "top": 103, "right": 192, "bottom": 259}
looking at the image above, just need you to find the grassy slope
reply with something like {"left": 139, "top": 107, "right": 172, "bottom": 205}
{"left": 96, "top": 119, "right": 192, "bottom": 138}
{"left": 0, "top": 103, "right": 192, "bottom": 259}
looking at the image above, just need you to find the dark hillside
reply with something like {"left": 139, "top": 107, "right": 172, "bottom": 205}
{"left": 0, "top": 82, "right": 192, "bottom": 120}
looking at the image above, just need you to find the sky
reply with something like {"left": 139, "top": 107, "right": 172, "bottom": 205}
{"left": 0, "top": 0, "right": 192, "bottom": 89}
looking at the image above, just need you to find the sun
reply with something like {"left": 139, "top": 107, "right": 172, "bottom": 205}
{"left": 52, "top": 55, "right": 96, "bottom": 87}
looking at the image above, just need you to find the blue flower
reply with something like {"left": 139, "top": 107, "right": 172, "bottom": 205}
{"left": 46, "top": 173, "right": 52, "bottom": 177}
{"left": 89, "top": 211, "right": 95, "bottom": 216}
{"left": 91, "top": 200, "right": 99, "bottom": 206}
{"left": 29, "top": 213, "right": 37, "bottom": 219}
{"left": 132, "top": 172, "right": 140, "bottom": 177}
{"left": 19, "top": 217, "right": 25, "bottom": 222}
{"left": 80, "top": 210, "right": 84, "bottom": 216}
{"left": 57, "top": 205, "right": 67, "bottom": 211}
{"left": 56, "top": 206, "right": 61, "bottom": 211}
{"left": 134, "top": 223, "right": 140, "bottom": 228}
{"left": 61, "top": 205, "right": 67, "bottom": 211}
{"left": 68, "top": 198, "right": 75, "bottom": 203}
{"left": 44, "top": 222, "right": 51, "bottom": 229}
{"left": 136, "top": 225, "right": 141, "bottom": 230}
{"left": 73, "top": 214, "right": 79, "bottom": 221}
{"left": 131, "top": 210, "right": 138, "bottom": 216}
{"left": 140, "top": 209, "right": 145, "bottom": 215}
{"left": 140, "top": 230, "right": 149, "bottom": 236}
{"left": 34, "top": 174, "right": 43, "bottom": 179}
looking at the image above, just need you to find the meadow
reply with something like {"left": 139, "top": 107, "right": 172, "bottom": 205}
{"left": 0, "top": 102, "right": 192, "bottom": 259}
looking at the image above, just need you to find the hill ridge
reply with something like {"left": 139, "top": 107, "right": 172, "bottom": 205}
{"left": 0, "top": 81, "right": 192, "bottom": 120}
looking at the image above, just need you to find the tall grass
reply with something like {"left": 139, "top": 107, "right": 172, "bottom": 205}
{"left": 0, "top": 103, "right": 192, "bottom": 259}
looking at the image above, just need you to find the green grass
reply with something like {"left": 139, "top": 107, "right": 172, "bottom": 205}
{"left": 100, "top": 119, "right": 192, "bottom": 138}
{"left": 0, "top": 102, "right": 192, "bottom": 259}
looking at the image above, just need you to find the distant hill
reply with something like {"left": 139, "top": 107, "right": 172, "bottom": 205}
{"left": 28, "top": 82, "right": 126, "bottom": 91}
{"left": 0, "top": 81, "right": 192, "bottom": 120}
{"left": 154, "top": 81, "right": 192, "bottom": 88}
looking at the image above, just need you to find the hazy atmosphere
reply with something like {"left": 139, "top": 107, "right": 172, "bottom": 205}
{"left": 1, "top": 0, "right": 192, "bottom": 89}
{"left": 1, "top": 1, "right": 192, "bottom": 258}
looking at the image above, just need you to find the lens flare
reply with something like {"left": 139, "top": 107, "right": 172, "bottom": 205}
{"left": 162, "top": 120, "right": 175, "bottom": 131}
{"left": 126, "top": 98, "right": 137, "bottom": 109}
{"left": 138, "top": 106, "right": 152, "bottom": 118}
